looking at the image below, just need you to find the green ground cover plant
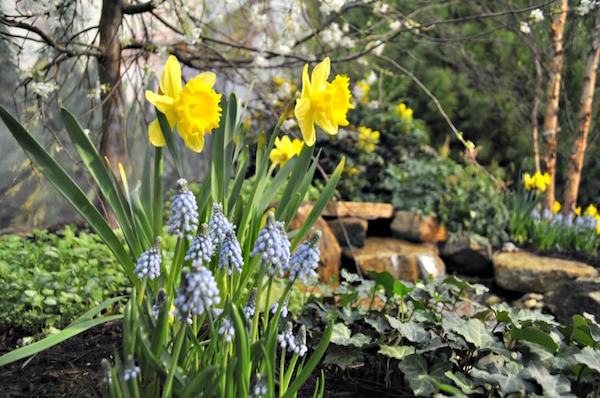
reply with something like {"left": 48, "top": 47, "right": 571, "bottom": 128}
{"left": 302, "top": 270, "right": 600, "bottom": 397}
{"left": 0, "top": 225, "right": 128, "bottom": 337}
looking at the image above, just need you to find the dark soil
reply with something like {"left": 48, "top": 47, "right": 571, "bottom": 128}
{"left": 0, "top": 321, "right": 121, "bottom": 398}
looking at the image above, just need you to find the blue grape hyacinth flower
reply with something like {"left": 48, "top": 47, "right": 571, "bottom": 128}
{"left": 134, "top": 237, "right": 162, "bottom": 280}
{"left": 185, "top": 223, "right": 215, "bottom": 265}
{"left": 167, "top": 179, "right": 199, "bottom": 240}
{"left": 173, "top": 266, "right": 221, "bottom": 317}
{"left": 287, "top": 231, "right": 321, "bottom": 283}
{"left": 251, "top": 212, "right": 290, "bottom": 276}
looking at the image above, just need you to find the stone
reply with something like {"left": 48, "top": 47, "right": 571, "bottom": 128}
{"left": 493, "top": 251, "right": 598, "bottom": 294}
{"left": 439, "top": 236, "right": 493, "bottom": 276}
{"left": 342, "top": 237, "right": 445, "bottom": 281}
{"left": 321, "top": 201, "right": 394, "bottom": 219}
{"left": 289, "top": 204, "right": 341, "bottom": 283}
{"left": 326, "top": 217, "right": 368, "bottom": 248}
{"left": 391, "top": 211, "right": 448, "bottom": 243}
{"left": 545, "top": 278, "right": 600, "bottom": 324}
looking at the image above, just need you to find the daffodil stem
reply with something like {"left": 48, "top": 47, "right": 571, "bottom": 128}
{"left": 162, "top": 321, "right": 186, "bottom": 398}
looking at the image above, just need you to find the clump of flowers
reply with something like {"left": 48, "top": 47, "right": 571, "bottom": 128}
{"left": 523, "top": 171, "right": 551, "bottom": 192}
{"left": 395, "top": 102, "right": 413, "bottom": 122}
{"left": 357, "top": 126, "right": 380, "bottom": 153}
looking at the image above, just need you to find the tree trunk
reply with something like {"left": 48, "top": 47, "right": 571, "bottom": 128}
{"left": 98, "top": 0, "right": 125, "bottom": 227}
{"left": 562, "top": 7, "right": 600, "bottom": 216}
{"left": 541, "top": 0, "right": 568, "bottom": 210}
{"left": 532, "top": 56, "right": 542, "bottom": 173}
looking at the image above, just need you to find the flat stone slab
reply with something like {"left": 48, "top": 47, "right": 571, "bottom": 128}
{"left": 322, "top": 201, "right": 394, "bottom": 219}
{"left": 343, "top": 237, "right": 445, "bottom": 281}
{"left": 494, "top": 251, "right": 598, "bottom": 293}
{"left": 546, "top": 278, "right": 600, "bottom": 323}
{"left": 391, "top": 211, "right": 448, "bottom": 243}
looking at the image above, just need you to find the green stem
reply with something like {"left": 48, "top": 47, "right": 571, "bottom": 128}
{"left": 262, "top": 275, "right": 274, "bottom": 334}
{"left": 251, "top": 267, "right": 267, "bottom": 342}
{"left": 166, "top": 237, "right": 183, "bottom": 296}
{"left": 137, "top": 279, "right": 147, "bottom": 307}
{"left": 162, "top": 320, "right": 187, "bottom": 398}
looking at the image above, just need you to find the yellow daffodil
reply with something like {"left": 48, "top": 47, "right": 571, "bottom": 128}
{"left": 344, "top": 166, "right": 360, "bottom": 176}
{"left": 523, "top": 172, "right": 535, "bottom": 190}
{"left": 396, "top": 102, "right": 413, "bottom": 122}
{"left": 269, "top": 135, "right": 304, "bottom": 168}
{"left": 553, "top": 201, "right": 561, "bottom": 214}
{"left": 145, "top": 55, "right": 222, "bottom": 153}
{"left": 523, "top": 171, "right": 550, "bottom": 192}
{"left": 575, "top": 206, "right": 582, "bottom": 216}
{"left": 585, "top": 204, "right": 598, "bottom": 217}
{"left": 357, "top": 126, "right": 380, "bottom": 153}
{"left": 294, "top": 57, "right": 354, "bottom": 146}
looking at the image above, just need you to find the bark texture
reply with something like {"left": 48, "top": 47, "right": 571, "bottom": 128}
{"left": 541, "top": 0, "right": 568, "bottom": 210}
{"left": 562, "top": 8, "right": 600, "bottom": 215}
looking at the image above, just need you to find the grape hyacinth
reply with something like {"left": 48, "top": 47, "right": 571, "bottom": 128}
{"left": 218, "top": 315, "right": 235, "bottom": 343}
{"left": 173, "top": 266, "right": 221, "bottom": 317}
{"left": 134, "top": 237, "right": 162, "bottom": 280}
{"left": 287, "top": 231, "right": 321, "bottom": 283}
{"left": 244, "top": 288, "right": 257, "bottom": 320}
{"left": 271, "top": 293, "right": 290, "bottom": 318}
{"left": 167, "top": 179, "right": 199, "bottom": 240}
{"left": 249, "top": 374, "right": 268, "bottom": 398}
{"left": 152, "top": 289, "right": 167, "bottom": 318}
{"left": 185, "top": 223, "right": 215, "bottom": 265}
{"left": 209, "top": 203, "right": 234, "bottom": 247}
{"left": 219, "top": 229, "right": 244, "bottom": 275}
{"left": 101, "top": 358, "right": 112, "bottom": 385}
{"left": 250, "top": 212, "right": 290, "bottom": 276}
{"left": 277, "top": 323, "right": 308, "bottom": 356}
{"left": 123, "top": 355, "right": 140, "bottom": 381}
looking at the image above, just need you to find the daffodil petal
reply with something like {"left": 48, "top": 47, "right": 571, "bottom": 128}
{"left": 160, "top": 55, "right": 182, "bottom": 98}
{"left": 301, "top": 64, "right": 311, "bottom": 98}
{"left": 183, "top": 132, "right": 205, "bottom": 153}
{"left": 148, "top": 119, "right": 167, "bottom": 147}
{"left": 311, "top": 57, "right": 330, "bottom": 89}
{"left": 314, "top": 112, "right": 337, "bottom": 136}
{"left": 145, "top": 90, "right": 175, "bottom": 115}
{"left": 198, "top": 72, "right": 217, "bottom": 88}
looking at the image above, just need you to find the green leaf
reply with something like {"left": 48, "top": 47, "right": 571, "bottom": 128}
{"left": 394, "top": 280, "right": 413, "bottom": 297}
{"left": 454, "top": 319, "right": 510, "bottom": 357}
{"left": 0, "top": 105, "right": 137, "bottom": 286}
{"left": 444, "top": 371, "right": 483, "bottom": 395}
{"left": 520, "top": 362, "right": 575, "bottom": 397}
{"left": 398, "top": 354, "right": 439, "bottom": 397}
{"left": 574, "top": 346, "right": 600, "bottom": 374}
{"left": 157, "top": 110, "right": 183, "bottom": 178}
{"left": 378, "top": 345, "right": 415, "bottom": 360}
{"left": 369, "top": 270, "right": 395, "bottom": 298}
{"left": 443, "top": 275, "right": 488, "bottom": 295}
{"left": 0, "top": 314, "right": 122, "bottom": 366}
{"left": 386, "top": 316, "right": 430, "bottom": 344}
{"left": 330, "top": 323, "right": 372, "bottom": 347}
{"left": 323, "top": 345, "right": 360, "bottom": 371}
{"left": 510, "top": 326, "right": 558, "bottom": 353}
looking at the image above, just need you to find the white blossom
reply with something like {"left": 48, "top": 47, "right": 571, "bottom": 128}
{"left": 254, "top": 54, "right": 270, "bottom": 68}
{"left": 520, "top": 22, "right": 531, "bottom": 34}
{"left": 31, "top": 81, "right": 58, "bottom": 98}
{"left": 529, "top": 9, "right": 544, "bottom": 22}
{"left": 319, "top": 0, "right": 346, "bottom": 15}
{"left": 389, "top": 20, "right": 402, "bottom": 31}
{"left": 577, "top": 0, "right": 599, "bottom": 16}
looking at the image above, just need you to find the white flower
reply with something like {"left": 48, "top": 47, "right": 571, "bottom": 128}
{"left": 520, "top": 22, "right": 531, "bottom": 34}
{"left": 319, "top": 0, "right": 345, "bottom": 15}
{"left": 366, "top": 71, "right": 377, "bottom": 85}
{"left": 254, "top": 54, "right": 269, "bottom": 68}
{"left": 31, "top": 81, "right": 58, "bottom": 98}
{"left": 389, "top": 20, "right": 402, "bottom": 31}
{"left": 374, "top": 1, "right": 389, "bottom": 14}
{"left": 577, "top": 0, "right": 599, "bottom": 16}
{"left": 282, "top": 118, "right": 297, "bottom": 131}
{"left": 529, "top": 9, "right": 544, "bottom": 22}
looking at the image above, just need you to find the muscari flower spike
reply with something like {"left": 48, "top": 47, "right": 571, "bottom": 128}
{"left": 244, "top": 288, "right": 257, "bottom": 320}
{"left": 249, "top": 374, "right": 268, "bottom": 398}
{"left": 185, "top": 223, "right": 215, "bottom": 265}
{"left": 101, "top": 358, "right": 112, "bottom": 385}
{"left": 134, "top": 237, "right": 162, "bottom": 280}
{"left": 167, "top": 179, "right": 199, "bottom": 240}
{"left": 173, "top": 266, "right": 221, "bottom": 318}
{"left": 218, "top": 315, "right": 235, "bottom": 343}
{"left": 209, "top": 203, "right": 234, "bottom": 247}
{"left": 287, "top": 231, "right": 321, "bottom": 283}
{"left": 123, "top": 355, "right": 141, "bottom": 381}
{"left": 152, "top": 288, "right": 167, "bottom": 318}
{"left": 271, "top": 292, "right": 290, "bottom": 318}
{"left": 251, "top": 212, "right": 290, "bottom": 276}
{"left": 219, "top": 229, "right": 244, "bottom": 275}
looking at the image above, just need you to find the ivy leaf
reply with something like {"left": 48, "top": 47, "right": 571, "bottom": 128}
{"left": 455, "top": 319, "right": 510, "bottom": 357}
{"left": 323, "top": 345, "right": 360, "bottom": 371}
{"left": 369, "top": 270, "right": 395, "bottom": 297}
{"left": 398, "top": 354, "right": 435, "bottom": 397}
{"left": 443, "top": 275, "right": 488, "bottom": 295}
{"left": 385, "top": 316, "right": 430, "bottom": 344}
{"left": 574, "top": 346, "right": 600, "bottom": 374}
{"left": 394, "top": 280, "right": 413, "bottom": 297}
{"left": 378, "top": 345, "right": 416, "bottom": 360}
{"left": 366, "top": 317, "right": 390, "bottom": 334}
{"left": 470, "top": 367, "right": 531, "bottom": 394}
{"left": 444, "top": 371, "right": 483, "bottom": 395}
{"left": 510, "top": 326, "right": 559, "bottom": 353}
{"left": 341, "top": 269, "right": 361, "bottom": 283}
{"left": 520, "top": 362, "right": 575, "bottom": 398}
{"left": 330, "top": 323, "right": 372, "bottom": 348}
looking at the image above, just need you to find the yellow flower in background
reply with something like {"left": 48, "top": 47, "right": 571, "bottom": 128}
{"left": 575, "top": 206, "right": 582, "bottom": 216}
{"left": 344, "top": 166, "right": 360, "bottom": 176}
{"left": 357, "top": 126, "right": 380, "bottom": 152}
{"left": 585, "top": 204, "right": 598, "bottom": 217}
{"left": 269, "top": 135, "right": 304, "bottom": 168}
{"left": 145, "top": 55, "right": 222, "bottom": 152}
{"left": 523, "top": 171, "right": 550, "bottom": 192}
{"left": 294, "top": 57, "right": 354, "bottom": 146}
{"left": 395, "top": 102, "right": 413, "bottom": 122}
{"left": 553, "top": 201, "right": 561, "bottom": 214}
